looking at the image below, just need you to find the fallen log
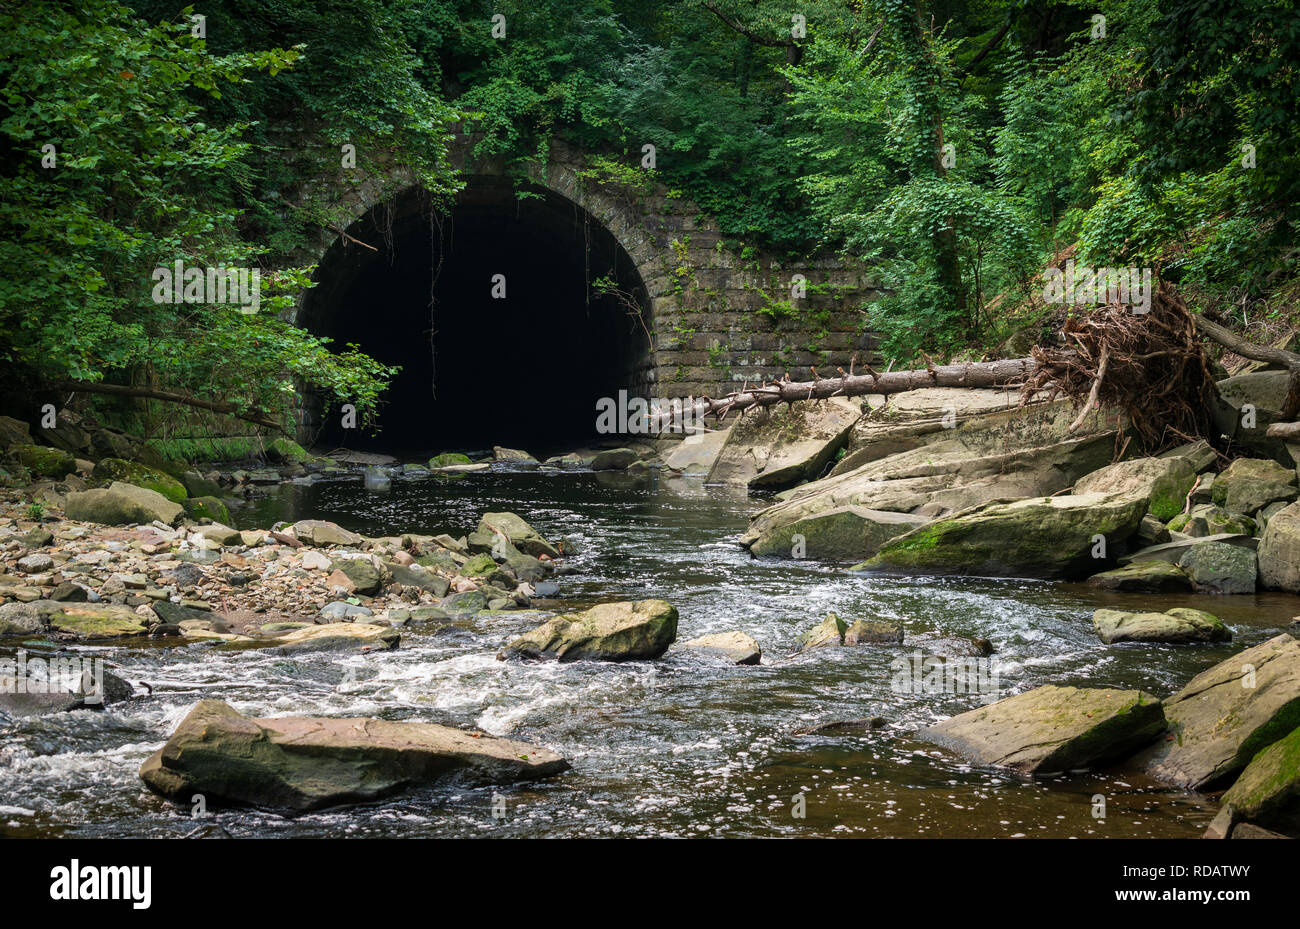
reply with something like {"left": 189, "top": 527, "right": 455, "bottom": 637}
{"left": 1193, "top": 316, "right": 1300, "bottom": 419}
{"left": 648, "top": 357, "right": 1038, "bottom": 431}
{"left": 1266, "top": 421, "right": 1300, "bottom": 441}
{"left": 54, "top": 380, "right": 285, "bottom": 432}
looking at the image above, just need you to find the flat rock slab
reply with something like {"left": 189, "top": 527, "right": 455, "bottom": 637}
{"left": 1087, "top": 561, "right": 1192, "bottom": 592}
{"left": 1092, "top": 608, "right": 1231, "bottom": 645}
{"left": 140, "top": 700, "right": 567, "bottom": 811}
{"left": 681, "top": 631, "right": 762, "bottom": 665}
{"left": 1136, "top": 634, "right": 1300, "bottom": 789}
{"left": 1121, "top": 534, "right": 1257, "bottom": 565}
{"left": 499, "top": 599, "right": 677, "bottom": 661}
{"left": 921, "top": 684, "right": 1166, "bottom": 775}
{"left": 261, "top": 622, "right": 400, "bottom": 654}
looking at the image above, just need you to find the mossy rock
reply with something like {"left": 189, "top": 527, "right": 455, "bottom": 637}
{"left": 1219, "top": 725, "right": 1300, "bottom": 835}
{"left": 91, "top": 458, "right": 187, "bottom": 503}
{"left": 428, "top": 452, "right": 472, "bottom": 469}
{"left": 266, "top": 437, "right": 311, "bottom": 464}
{"left": 180, "top": 470, "right": 224, "bottom": 498}
{"left": 462, "top": 552, "right": 499, "bottom": 576}
{"left": 10, "top": 444, "right": 76, "bottom": 479}
{"left": 185, "top": 495, "right": 232, "bottom": 525}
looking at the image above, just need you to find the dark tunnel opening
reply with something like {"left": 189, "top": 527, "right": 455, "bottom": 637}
{"left": 298, "top": 178, "right": 653, "bottom": 455}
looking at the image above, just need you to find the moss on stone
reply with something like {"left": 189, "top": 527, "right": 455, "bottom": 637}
{"left": 91, "top": 457, "right": 187, "bottom": 503}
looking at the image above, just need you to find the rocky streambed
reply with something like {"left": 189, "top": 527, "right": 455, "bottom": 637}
{"left": 3, "top": 379, "right": 1300, "bottom": 837}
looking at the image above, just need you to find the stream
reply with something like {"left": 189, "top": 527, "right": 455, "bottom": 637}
{"left": 4, "top": 467, "right": 1295, "bottom": 838}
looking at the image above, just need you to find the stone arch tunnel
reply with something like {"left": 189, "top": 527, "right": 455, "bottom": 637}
{"left": 294, "top": 141, "right": 879, "bottom": 454}
{"left": 298, "top": 177, "right": 655, "bottom": 453}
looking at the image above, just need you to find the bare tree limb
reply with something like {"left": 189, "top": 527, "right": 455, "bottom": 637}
{"left": 54, "top": 380, "right": 286, "bottom": 432}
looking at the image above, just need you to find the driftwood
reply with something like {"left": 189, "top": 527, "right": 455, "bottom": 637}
{"left": 1193, "top": 314, "right": 1300, "bottom": 419}
{"left": 647, "top": 357, "right": 1037, "bottom": 431}
{"left": 54, "top": 380, "right": 285, "bottom": 432}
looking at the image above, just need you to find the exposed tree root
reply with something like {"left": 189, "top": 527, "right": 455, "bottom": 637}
{"left": 1022, "top": 283, "right": 1219, "bottom": 452}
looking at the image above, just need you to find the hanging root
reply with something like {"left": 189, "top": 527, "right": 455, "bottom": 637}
{"left": 1022, "top": 282, "right": 1220, "bottom": 452}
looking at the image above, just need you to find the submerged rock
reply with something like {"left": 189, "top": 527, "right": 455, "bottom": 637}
{"left": 681, "top": 631, "right": 762, "bottom": 665}
{"left": 857, "top": 492, "right": 1148, "bottom": 579}
{"left": 139, "top": 700, "right": 568, "bottom": 812}
{"left": 1092, "top": 607, "right": 1231, "bottom": 644}
{"left": 499, "top": 600, "right": 677, "bottom": 661}
{"left": 1135, "top": 634, "right": 1300, "bottom": 789}
{"left": 921, "top": 685, "right": 1166, "bottom": 775}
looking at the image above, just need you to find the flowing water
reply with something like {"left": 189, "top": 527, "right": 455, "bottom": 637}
{"left": 3, "top": 468, "right": 1295, "bottom": 838}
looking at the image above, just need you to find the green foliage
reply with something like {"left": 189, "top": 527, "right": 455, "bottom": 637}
{"left": 0, "top": 0, "right": 444, "bottom": 430}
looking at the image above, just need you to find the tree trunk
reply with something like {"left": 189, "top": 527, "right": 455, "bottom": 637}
{"left": 649, "top": 358, "right": 1037, "bottom": 431}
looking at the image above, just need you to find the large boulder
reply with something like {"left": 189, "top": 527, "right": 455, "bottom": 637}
{"left": 1213, "top": 725, "right": 1300, "bottom": 838}
{"left": 856, "top": 492, "right": 1148, "bottom": 579}
{"left": 1258, "top": 500, "right": 1300, "bottom": 592}
{"left": 739, "top": 427, "right": 1117, "bottom": 553}
{"left": 661, "top": 427, "right": 731, "bottom": 476}
{"left": 0, "top": 415, "right": 32, "bottom": 448}
{"left": 139, "top": 700, "right": 567, "bottom": 811}
{"left": 1177, "top": 541, "right": 1257, "bottom": 594}
{"left": 1075, "top": 456, "right": 1196, "bottom": 521}
{"left": 1092, "top": 607, "right": 1231, "bottom": 644}
{"left": 329, "top": 557, "right": 384, "bottom": 596}
{"left": 707, "top": 397, "right": 861, "bottom": 489}
{"left": 291, "top": 519, "right": 363, "bottom": 547}
{"left": 64, "top": 482, "right": 184, "bottom": 526}
{"left": 471, "top": 512, "right": 559, "bottom": 559}
{"left": 1212, "top": 458, "right": 1297, "bottom": 515}
{"left": 747, "top": 505, "right": 926, "bottom": 562}
{"left": 1136, "top": 634, "right": 1300, "bottom": 789}
{"left": 498, "top": 600, "right": 677, "bottom": 661}
{"left": 920, "top": 685, "right": 1166, "bottom": 775}
{"left": 91, "top": 458, "right": 187, "bottom": 503}
{"left": 9, "top": 443, "right": 76, "bottom": 479}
